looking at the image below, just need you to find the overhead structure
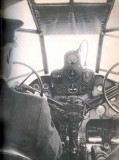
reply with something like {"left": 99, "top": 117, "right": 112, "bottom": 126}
{"left": 27, "top": 0, "right": 118, "bottom": 73}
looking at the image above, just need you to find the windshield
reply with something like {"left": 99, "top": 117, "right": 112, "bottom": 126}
{"left": 44, "top": 34, "right": 99, "bottom": 72}
{"left": 2, "top": 0, "right": 119, "bottom": 82}
{"left": 101, "top": 31, "right": 119, "bottom": 70}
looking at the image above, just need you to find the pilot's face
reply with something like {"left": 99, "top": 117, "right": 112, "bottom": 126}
{"left": 2, "top": 39, "right": 17, "bottom": 79}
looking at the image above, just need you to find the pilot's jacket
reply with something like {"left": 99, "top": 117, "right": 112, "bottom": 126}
{"left": 0, "top": 79, "right": 62, "bottom": 160}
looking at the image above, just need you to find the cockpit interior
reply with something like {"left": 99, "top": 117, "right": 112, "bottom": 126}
{"left": 1, "top": 0, "right": 119, "bottom": 160}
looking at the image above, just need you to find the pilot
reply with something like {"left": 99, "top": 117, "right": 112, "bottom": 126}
{"left": 0, "top": 18, "right": 62, "bottom": 160}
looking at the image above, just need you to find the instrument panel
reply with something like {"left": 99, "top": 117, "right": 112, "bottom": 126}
{"left": 50, "top": 67, "right": 94, "bottom": 96}
{"left": 29, "top": 69, "right": 119, "bottom": 120}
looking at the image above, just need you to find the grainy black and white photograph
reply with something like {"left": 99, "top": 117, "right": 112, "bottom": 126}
{"left": 0, "top": 0, "right": 119, "bottom": 160}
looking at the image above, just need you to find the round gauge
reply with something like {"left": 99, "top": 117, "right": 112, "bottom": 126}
{"left": 83, "top": 71, "right": 93, "bottom": 82}
{"left": 33, "top": 83, "right": 40, "bottom": 90}
{"left": 68, "top": 84, "right": 78, "bottom": 93}
{"left": 96, "top": 105, "right": 106, "bottom": 116}
{"left": 43, "top": 83, "right": 49, "bottom": 90}
{"left": 97, "top": 85, "right": 103, "bottom": 92}
{"left": 110, "top": 97, "right": 116, "bottom": 102}
{"left": 67, "top": 54, "right": 79, "bottom": 64}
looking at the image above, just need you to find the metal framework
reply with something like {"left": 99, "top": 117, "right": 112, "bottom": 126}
{"left": 26, "top": 0, "right": 116, "bottom": 74}
{"left": 96, "top": 0, "right": 115, "bottom": 72}
{"left": 27, "top": 0, "right": 49, "bottom": 74}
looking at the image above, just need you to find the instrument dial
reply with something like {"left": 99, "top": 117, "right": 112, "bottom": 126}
{"left": 68, "top": 84, "right": 78, "bottom": 93}
{"left": 43, "top": 83, "right": 49, "bottom": 90}
{"left": 83, "top": 71, "right": 94, "bottom": 82}
{"left": 33, "top": 83, "right": 40, "bottom": 90}
{"left": 96, "top": 105, "right": 106, "bottom": 116}
{"left": 67, "top": 54, "right": 79, "bottom": 64}
{"left": 97, "top": 85, "right": 103, "bottom": 92}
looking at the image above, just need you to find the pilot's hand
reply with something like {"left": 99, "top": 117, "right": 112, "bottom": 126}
{"left": 105, "top": 145, "right": 119, "bottom": 160}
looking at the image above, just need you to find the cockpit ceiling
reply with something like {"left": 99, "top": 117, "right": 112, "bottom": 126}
{"left": 36, "top": 6, "right": 107, "bottom": 34}
{"left": 33, "top": 0, "right": 114, "bottom": 35}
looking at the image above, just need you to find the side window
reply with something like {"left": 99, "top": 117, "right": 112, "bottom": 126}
{"left": 8, "top": 32, "right": 43, "bottom": 85}
{"left": 100, "top": 34, "right": 119, "bottom": 70}
{"left": 100, "top": 32, "right": 119, "bottom": 81}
